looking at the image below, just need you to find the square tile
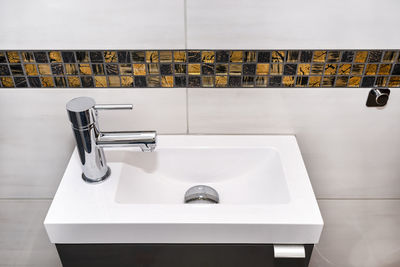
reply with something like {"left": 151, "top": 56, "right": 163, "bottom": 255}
{"left": 174, "top": 64, "right": 187, "bottom": 74}
{"left": 351, "top": 64, "right": 365, "bottom": 75}
{"left": 388, "top": 76, "right": 400, "bottom": 87}
{"left": 61, "top": 51, "right": 76, "bottom": 63}
{"left": 271, "top": 51, "right": 285, "bottom": 62}
{"left": 95, "top": 76, "right": 107, "bottom": 87}
{"left": 354, "top": 51, "right": 368, "bottom": 63}
{"left": 269, "top": 76, "right": 282, "bottom": 87}
{"left": 282, "top": 76, "right": 295, "bottom": 87}
{"left": 215, "top": 76, "right": 227, "bottom": 87}
{"left": 188, "top": 51, "right": 201, "bottom": 63}
{"left": 120, "top": 76, "right": 133, "bottom": 87}
{"left": 67, "top": 76, "right": 81, "bottom": 87}
{"left": 335, "top": 76, "right": 349, "bottom": 87}
{"left": 243, "top": 63, "right": 256, "bottom": 75}
{"left": 147, "top": 76, "right": 161, "bottom": 87}
{"left": 348, "top": 76, "right": 361, "bottom": 87}
{"left": 341, "top": 51, "right": 354, "bottom": 62}
{"left": 107, "top": 76, "right": 121, "bottom": 87}
{"left": 255, "top": 76, "right": 268, "bottom": 87}
{"left": 378, "top": 64, "right": 392, "bottom": 75}
{"left": 201, "top": 51, "right": 215, "bottom": 63}
{"left": 269, "top": 64, "right": 283, "bottom": 75}
{"left": 322, "top": 76, "right": 335, "bottom": 87}
{"left": 81, "top": 76, "right": 94, "bottom": 87}
{"left": 0, "top": 64, "right": 10, "bottom": 76}
{"left": 7, "top": 51, "right": 20, "bottom": 63}
{"left": 309, "top": 76, "right": 321, "bottom": 87}
{"left": 14, "top": 77, "right": 28, "bottom": 87}
{"left": 283, "top": 64, "right": 297, "bottom": 75}
{"left": 392, "top": 64, "right": 400, "bottom": 75}
{"left": 368, "top": 50, "right": 383, "bottom": 62}
{"left": 296, "top": 76, "right": 308, "bottom": 87}
{"left": 160, "top": 64, "right": 173, "bottom": 75}
{"left": 300, "top": 51, "right": 312, "bottom": 63}
{"left": 104, "top": 51, "right": 118, "bottom": 62}
{"left": 133, "top": 64, "right": 146, "bottom": 75}
{"left": 202, "top": 64, "right": 215, "bottom": 75}
{"left": 242, "top": 76, "right": 254, "bottom": 87}
{"left": 90, "top": 51, "right": 103, "bottom": 63}
{"left": 215, "top": 64, "right": 228, "bottom": 75}
{"left": 382, "top": 51, "right": 396, "bottom": 62}
{"left": 202, "top": 76, "right": 215, "bottom": 87}
{"left": 117, "top": 51, "right": 131, "bottom": 63}
{"left": 146, "top": 51, "right": 159, "bottom": 63}
{"left": 174, "top": 76, "right": 187, "bottom": 87}
{"left": 1, "top": 77, "right": 14, "bottom": 87}
{"left": 131, "top": 51, "right": 145, "bottom": 62}
{"left": 297, "top": 64, "right": 311, "bottom": 75}
{"left": 0, "top": 52, "right": 7, "bottom": 63}
{"left": 161, "top": 76, "right": 174, "bottom": 87}
{"left": 188, "top": 76, "right": 201, "bottom": 87}
{"left": 257, "top": 51, "right": 270, "bottom": 63}
{"left": 375, "top": 76, "right": 388, "bottom": 87}
{"left": 228, "top": 76, "right": 241, "bottom": 87}
{"left": 38, "top": 64, "right": 51, "bottom": 75}
{"left": 286, "top": 51, "right": 299, "bottom": 62}
{"left": 174, "top": 51, "right": 187, "bottom": 62}
{"left": 188, "top": 64, "right": 201, "bottom": 75}
{"left": 244, "top": 51, "right": 257, "bottom": 62}
{"left": 24, "top": 64, "right": 38, "bottom": 76}
{"left": 147, "top": 63, "right": 159, "bottom": 75}
{"left": 326, "top": 51, "right": 340, "bottom": 62}
{"left": 313, "top": 51, "right": 327, "bottom": 62}
{"left": 229, "top": 64, "right": 242, "bottom": 75}
{"left": 364, "top": 64, "right": 378, "bottom": 75}
{"left": 361, "top": 76, "right": 375, "bottom": 87}
{"left": 311, "top": 63, "right": 324, "bottom": 74}
{"left": 65, "top": 64, "right": 78, "bottom": 75}
{"left": 76, "top": 51, "right": 90, "bottom": 63}
{"left": 92, "top": 64, "right": 105, "bottom": 75}
{"left": 134, "top": 76, "right": 147, "bottom": 87}
{"left": 256, "top": 64, "right": 269, "bottom": 75}
{"left": 119, "top": 64, "right": 132, "bottom": 75}
{"left": 159, "top": 51, "right": 173, "bottom": 62}
{"left": 40, "top": 77, "right": 54, "bottom": 87}
{"left": 79, "top": 64, "right": 92, "bottom": 75}
{"left": 230, "top": 51, "right": 243, "bottom": 63}
{"left": 337, "top": 64, "right": 351, "bottom": 75}
{"left": 21, "top": 52, "right": 35, "bottom": 63}
{"left": 216, "top": 50, "right": 230, "bottom": 63}
{"left": 10, "top": 64, "right": 24, "bottom": 75}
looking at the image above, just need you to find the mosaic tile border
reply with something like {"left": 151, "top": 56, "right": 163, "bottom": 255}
{"left": 0, "top": 50, "right": 400, "bottom": 88}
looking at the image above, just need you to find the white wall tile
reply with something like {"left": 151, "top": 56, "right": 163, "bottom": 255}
{"left": 188, "top": 88, "right": 400, "bottom": 198}
{"left": 0, "top": 0, "right": 185, "bottom": 49}
{"left": 0, "top": 200, "right": 61, "bottom": 267}
{"left": 0, "top": 89, "right": 187, "bottom": 198}
{"left": 186, "top": 0, "right": 400, "bottom": 49}
{"left": 311, "top": 200, "right": 400, "bottom": 267}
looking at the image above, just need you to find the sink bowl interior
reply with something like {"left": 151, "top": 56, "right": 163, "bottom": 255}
{"left": 111, "top": 148, "right": 290, "bottom": 205}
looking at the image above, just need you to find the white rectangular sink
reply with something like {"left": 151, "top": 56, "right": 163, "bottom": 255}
{"left": 44, "top": 135, "right": 323, "bottom": 244}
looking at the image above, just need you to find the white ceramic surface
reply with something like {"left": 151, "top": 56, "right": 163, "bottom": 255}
{"left": 0, "top": 0, "right": 185, "bottom": 49}
{"left": 44, "top": 135, "right": 323, "bottom": 244}
{"left": 186, "top": 0, "right": 400, "bottom": 49}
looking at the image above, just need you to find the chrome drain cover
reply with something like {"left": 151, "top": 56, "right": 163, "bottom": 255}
{"left": 184, "top": 185, "right": 219, "bottom": 204}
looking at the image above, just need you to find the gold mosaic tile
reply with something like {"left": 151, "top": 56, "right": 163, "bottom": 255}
{"left": 7, "top": 52, "right": 20, "bottom": 63}
{"left": 121, "top": 76, "right": 133, "bottom": 87}
{"left": 378, "top": 64, "right": 392, "bottom": 75}
{"left": 322, "top": 76, "right": 335, "bottom": 87}
{"left": 119, "top": 64, "right": 132, "bottom": 75}
{"left": 95, "top": 76, "right": 107, "bottom": 87}
{"left": 309, "top": 76, "right": 321, "bottom": 87}
{"left": 256, "top": 64, "right": 269, "bottom": 75}
{"left": 375, "top": 76, "right": 388, "bottom": 87}
{"left": 244, "top": 51, "right": 256, "bottom": 62}
{"left": 282, "top": 76, "right": 295, "bottom": 87}
{"left": 107, "top": 76, "right": 121, "bottom": 87}
{"left": 174, "top": 51, "right": 186, "bottom": 62}
{"left": 270, "top": 64, "right": 283, "bottom": 75}
{"left": 229, "top": 64, "right": 242, "bottom": 75}
{"left": 202, "top": 76, "right": 214, "bottom": 87}
{"left": 271, "top": 51, "right": 285, "bottom": 62}
{"left": 215, "top": 76, "right": 227, "bottom": 87}
{"left": 79, "top": 64, "right": 92, "bottom": 75}
{"left": 40, "top": 77, "right": 54, "bottom": 87}
{"left": 255, "top": 76, "right": 268, "bottom": 87}
{"left": 131, "top": 51, "right": 145, "bottom": 62}
{"left": 382, "top": 51, "right": 396, "bottom": 62}
{"left": 104, "top": 51, "right": 117, "bottom": 62}
{"left": 348, "top": 76, "right": 361, "bottom": 87}
{"left": 313, "top": 51, "right": 327, "bottom": 62}
{"left": 335, "top": 76, "right": 349, "bottom": 87}
{"left": 365, "top": 64, "right": 378, "bottom": 75}
{"left": 351, "top": 64, "right": 365, "bottom": 75}
{"left": 38, "top": 64, "right": 51, "bottom": 75}
{"left": 202, "top": 51, "right": 215, "bottom": 63}
{"left": 337, "top": 64, "right": 351, "bottom": 75}
{"left": 49, "top": 51, "right": 62, "bottom": 62}
{"left": 65, "top": 64, "right": 78, "bottom": 75}
{"left": 389, "top": 76, "right": 400, "bottom": 87}
{"left": 1, "top": 77, "right": 14, "bottom": 87}
{"left": 21, "top": 52, "right": 34, "bottom": 62}
{"left": 188, "top": 64, "right": 201, "bottom": 75}
{"left": 287, "top": 51, "right": 299, "bottom": 62}
{"left": 158, "top": 51, "right": 172, "bottom": 62}
{"left": 354, "top": 51, "right": 368, "bottom": 63}
{"left": 68, "top": 76, "right": 81, "bottom": 87}
{"left": 311, "top": 64, "right": 324, "bottom": 74}
{"left": 147, "top": 76, "right": 161, "bottom": 87}
{"left": 146, "top": 51, "right": 159, "bottom": 63}
{"left": 161, "top": 76, "right": 173, "bottom": 87}
{"left": 327, "top": 51, "right": 340, "bottom": 62}
{"left": 147, "top": 64, "right": 159, "bottom": 75}
{"left": 215, "top": 64, "right": 228, "bottom": 75}
{"left": 24, "top": 64, "right": 38, "bottom": 76}
{"left": 133, "top": 64, "right": 146, "bottom": 75}
{"left": 230, "top": 51, "right": 243, "bottom": 63}
{"left": 324, "top": 64, "right": 337, "bottom": 75}
{"left": 297, "top": 64, "right": 311, "bottom": 75}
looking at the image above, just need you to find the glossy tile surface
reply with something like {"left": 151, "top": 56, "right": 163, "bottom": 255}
{"left": 186, "top": 0, "right": 400, "bottom": 49}
{"left": 0, "top": 89, "right": 187, "bottom": 198}
{"left": 311, "top": 200, "right": 400, "bottom": 267}
{"left": 188, "top": 88, "right": 400, "bottom": 198}
{"left": 0, "top": 0, "right": 185, "bottom": 49}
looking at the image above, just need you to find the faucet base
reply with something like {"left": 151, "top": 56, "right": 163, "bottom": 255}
{"left": 82, "top": 167, "right": 111, "bottom": 184}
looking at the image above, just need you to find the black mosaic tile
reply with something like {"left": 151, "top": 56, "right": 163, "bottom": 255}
{"left": 0, "top": 64, "right": 10, "bottom": 75}
{"left": 243, "top": 64, "right": 256, "bottom": 75}
{"left": 174, "top": 76, "right": 187, "bottom": 87}
{"left": 90, "top": 52, "right": 103, "bottom": 63}
{"left": 51, "top": 64, "right": 64, "bottom": 75}
{"left": 216, "top": 50, "right": 230, "bottom": 63}
{"left": 283, "top": 64, "right": 297, "bottom": 75}
{"left": 117, "top": 51, "right": 131, "bottom": 63}
{"left": 188, "top": 76, "right": 201, "bottom": 87}
{"left": 81, "top": 76, "right": 94, "bottom": 87}
{"left": 269, "top": 76, "right": 282, "bottom": 87}
{"left": 76, "top": 52, "right": 89, "bottom": 63}
{"left": 160, "top": 64, "right": 173, "bottom": 75}
{"left": 300, "top": 51, "right": 312, "bottom": 63}
{"left": 10, "top": 64, "right": 24, "bottom": 75}
{"left": 202, "top": 64, "right": 214, "bottom": 75}
{"left": 33, "top": 52, "right": 48, "bottom": 63}
{"left": 341, "top": 51, "right": 354, "bottom": 62}
{"left": 134, "top": 76, "right": 146, "bottom": 87}
{"left": 368, "top": 51, "right": 383, "bottom": 63}
{"left": 392, "top": 64, "right": 400, "bottom": 75}
{"left": 257, "top": 51, "right": 270, "bottom": 63}
{"left": 0, "top": 53, "right": 7, "bottom": 63}
{"left": 361, "top": 76, "right": 375, "bottom": 87}
{"left": 14, "top": 77, "right": 27, "bottom": 87}
{"left": 105, "top": 64, "right": 119, "bottom": 75}
{"left": 62, "top": 51, "right": 76, "bottom": 63}
{"left": 228, "top": 76, "right": 241, "bottom": 87}
{"left": 188, "top": 51, "right": 201, "bottom": 63}
{"left": 28, "top": 77, "right": 41, "bottom": 87}
{"left": 54, "top": 77, "right": 67, "bottom": 87}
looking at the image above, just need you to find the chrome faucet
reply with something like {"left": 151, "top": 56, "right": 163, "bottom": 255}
{"left": 66, "top": 97, "right": 157, "bottom": 183}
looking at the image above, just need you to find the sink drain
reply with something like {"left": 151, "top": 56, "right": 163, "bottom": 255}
{"left": 184, "top": 185, "right": 219, "bottom": 204}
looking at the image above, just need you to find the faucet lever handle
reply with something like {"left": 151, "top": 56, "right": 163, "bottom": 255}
{"left": 94, "top": 104, "right": 133, "bottom": 110}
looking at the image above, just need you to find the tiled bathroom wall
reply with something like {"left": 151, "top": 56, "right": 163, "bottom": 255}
{"left": 1, "top": 50, "right": 400, "bottom": 88}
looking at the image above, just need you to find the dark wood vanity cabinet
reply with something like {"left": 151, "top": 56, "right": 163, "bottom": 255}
{"left": 56, "top": 244, "right": 314, "bottom": 267}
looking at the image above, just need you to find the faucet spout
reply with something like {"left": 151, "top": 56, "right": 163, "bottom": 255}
{"left": 97, "top": 131, "right": 157, "bottom": 152}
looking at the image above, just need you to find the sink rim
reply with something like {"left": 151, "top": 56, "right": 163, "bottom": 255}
{"left": 44, "top": 135, "right": 323, "bottom": 244}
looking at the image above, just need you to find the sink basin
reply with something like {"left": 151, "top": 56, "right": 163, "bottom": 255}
{"left": 44, "top": 135, "right": 323, "bottom": 244}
